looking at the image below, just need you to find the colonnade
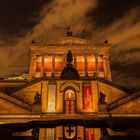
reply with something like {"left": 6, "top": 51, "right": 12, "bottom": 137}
{"left": 29, "top": 54, "right": 111, "bottom": 81}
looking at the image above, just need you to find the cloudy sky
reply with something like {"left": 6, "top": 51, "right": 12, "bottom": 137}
{"left": 0, "top": 0, "right": 140, "bottom": 89}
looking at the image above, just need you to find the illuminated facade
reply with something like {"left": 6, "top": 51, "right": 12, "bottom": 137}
{"left": 0, "top": 32, "right": 140, "bottom": 140}
{"left": 29, "top": 37, "right": 111, "bottom": 81}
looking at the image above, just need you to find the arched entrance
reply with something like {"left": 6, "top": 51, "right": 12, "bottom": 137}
{"left": 64, "top": 89, "right": 76, "bottom": 113}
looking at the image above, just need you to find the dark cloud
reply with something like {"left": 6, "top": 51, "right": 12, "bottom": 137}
{"left": 111, "top": 62, "right": 140, "bottom": 88}
{"left": 0, "top": 0, "right": 140, "bottom": 89}
{"left": 91, "top": 0, "right": 140, "bottom": 26}
{"left": 0, "top": 0, "right": 97, "bottom": 77}
{"left": 0, "top": 0, "right": 49, "bottom": 36}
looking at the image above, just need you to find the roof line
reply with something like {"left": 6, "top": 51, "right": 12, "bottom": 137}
{"left": 8, "top": 76, "right": 133, "bottom": 94}
{"left": 32, "top": 36, "right": 111, "bottom": 46}
{"left": 9, "top": 78, "right": 44, "bottom": 94}
{"left": 96, "top": 78, "right": 133, "bottom": 94}
{"left": 108, "top": 91, "right": 140, "bottom": 111}
{"left": 0, "top": 92, "right": 32, "bottom": 111}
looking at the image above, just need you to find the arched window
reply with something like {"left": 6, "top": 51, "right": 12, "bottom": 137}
{"left": 64, "top": 89, "right": 76, "bottom": 113}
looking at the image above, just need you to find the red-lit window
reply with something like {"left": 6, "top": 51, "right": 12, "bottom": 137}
{"left": 84, "top": 84, "right": 92, "bottom": 111}
{"left": 98, "top": 55, "right": 104, "bottom": 72}
{"left": 87, "top": 56, "right": 96, "bottom": 75}
{"left": 36, "top": 56, "right": 41, "bottom": 72}
{"left": 44, "top": 56, "right": 52, "bottom": 73}
{"left": 76, "top": 56, "right": 85, "bottom": 75}
{"left": 55, "top": 56, "right": 63, "bottom": 72}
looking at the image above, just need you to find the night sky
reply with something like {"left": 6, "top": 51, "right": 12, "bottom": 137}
{"left": 0, "top": 0, "right": 140, "bottom": 89}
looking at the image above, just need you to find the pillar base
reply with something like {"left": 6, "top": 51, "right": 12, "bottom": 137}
{"left": 99, "top": 104, "right": 108, "bottom": 112}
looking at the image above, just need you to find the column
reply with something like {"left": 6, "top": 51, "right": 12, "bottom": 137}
{"left": 41, "top": 55, "right": 44, "bottom": 77}
{"left": 105, "top": 55, "right": 111, "bottom": 81}
{"left": 84, "top": 55, "right": 88, "bottom": 76}
{"left": 52, "top": 55, "right": 55, "bottom": 76}
{"left": 103, "top": 55, "right": 107, "bottom": 79}
{"left": 29, "top": 55, "right": 36, "bottom": 81}
{"left": 95, "top": 54, "right": 99, "bottom": 77}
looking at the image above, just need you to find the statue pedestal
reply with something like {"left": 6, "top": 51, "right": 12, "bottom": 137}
{"left": 32, "top": 102, "right": 42, "bottom": 113}
{"left": 32, "top": 92, "right": 42, "bottom": 113}
{"left": 98, "top": 103, "right": 108, "bottom": 113}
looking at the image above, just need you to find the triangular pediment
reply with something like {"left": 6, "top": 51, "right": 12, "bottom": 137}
{"left": 31, "top": 37, "right": 110, "bottom": 55}
{"left": 34, "top": 37, "right": 110, "bottom": 47}
{"left": 44, "top": 37, "right": 94, "bottom": 46}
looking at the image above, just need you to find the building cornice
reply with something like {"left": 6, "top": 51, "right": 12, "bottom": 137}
{"left": 108, "top": 91, "right": 140, "bottom": 111}
{"left": 30, "top": 37, "right": 111, "bottom": 55}
{"left": 0, "top": 92, "right": 32, "bottom": 111}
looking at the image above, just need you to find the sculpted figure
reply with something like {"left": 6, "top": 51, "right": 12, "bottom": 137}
{"left": 99, "top": 91, "right": 106, "bottom": 104}
{"left": 34, "top": 91, "right": 41, "bottom": 104}
{"left": 67, "top": 50, "right": 73, "bottom": 63}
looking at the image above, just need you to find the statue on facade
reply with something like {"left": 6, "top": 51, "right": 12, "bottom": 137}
{"left": 60, "top": 50, "right": 79, "bottom": 79}
{"left": 32, "top": 91, "right": 42, "bottom": 113}
{"left": 98, "top": 91, "right": 108, "bottom": 112}
{"left": 66, "top": 26, "right": 73, "bottom": 37}
{"left": 104, "top": 40, "right": 108, "bottom": 43}
{"left": 33, "top": 91, "right": 41, "bottom": 104}
{"left": 67, "top": 50, "right": 73, "bottom": 63}
{"left": 99, "top": 91, "right": 106, "bottom": 104}
{"left": 32, "top": 40, "right": 36, "bottom": 44}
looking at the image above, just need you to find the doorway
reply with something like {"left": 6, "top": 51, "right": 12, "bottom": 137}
{"left": 64, "top": 89, "right": 76, "bottom": 113}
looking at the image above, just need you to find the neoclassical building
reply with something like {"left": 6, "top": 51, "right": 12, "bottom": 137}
{"left": 0, "top": 31, "right": 140, "bottom": 140}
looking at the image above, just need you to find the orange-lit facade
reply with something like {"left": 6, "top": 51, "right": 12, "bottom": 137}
{"left": 28, "top": 37, "right": 111, "bottom": 140}
{"left": 29, "top": 39, "right": 111, "bottom": 81}
{"left": 0, "top": 36, "right": 140, "bottom": 140}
